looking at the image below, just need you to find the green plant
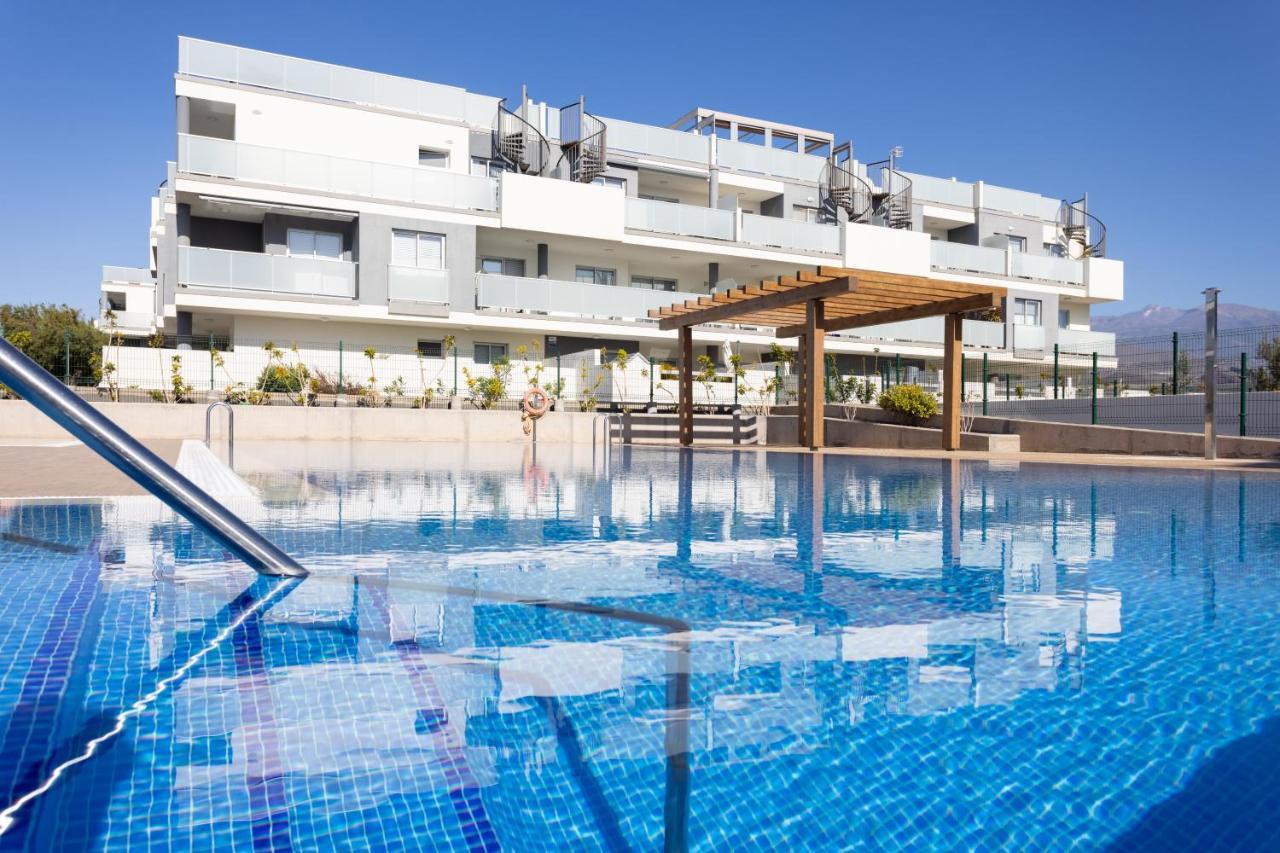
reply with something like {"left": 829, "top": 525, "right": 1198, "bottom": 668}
{"left": 695, "top": 355, "right": 718, "bottom": 408}
{"left": 0, "top": 304, "right": 105, "bottom": 384}
{"left": 577, "top": 363, "right": 603, "bottom": 411}
{"left": 463, "top": 356, "right": 511, "bottom": 409}
{"left": 1015, "top": 384, "right": 1025, "bottom": 399}
{"left": 168, "top": 355, "right": 194, "bottom": 404}
{"left": 877, "top": 383, "right": 939, "bottom": 424}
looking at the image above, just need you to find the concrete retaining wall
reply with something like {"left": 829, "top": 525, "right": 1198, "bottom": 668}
{"left": 818, "top": 404, "right": 1280, "bottom": 458}
{"left": 0, "top": 399, "right": 596, "bottom": 444}
{"left": 766, "top": 415, "right": 1018, "bottom": 452}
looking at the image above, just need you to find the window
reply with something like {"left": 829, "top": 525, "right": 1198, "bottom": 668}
{"left": 575, "top": 266, "right": 616, "bottom": 287}
{"left": 794, "top": 205, "right": 820, "bottom": 223}
{"left": 1059, "top": 309, "right": 1071, "bottom": 329}
{"left": 1012, "top": 298, "right": 1042, "bottom": 326}
{"left": 473, "top": 343, "right": 508, "bottom": 364}
{"left": 105, "top": 291, "right": 126, "bottom": 311}
{"left": 478, "top": 257, "right": 526, "bottom": 277}
{"left": 1006, "top": 235, "right": 1027, "bottom": 253}
{"left": 286, "top": 228, "right": 343, "bottom": 260}
{"left": 471, "top": 156, "right": 507, "bottom": 178}
{"left": 591, "top": 175, "right": 625, "bottom": 190}
{"left": 632, "top": 276, "right": 677, "bottom": 292}
{"left": 416, "top": 340, "right": 443, "bottom": 358}
{"left": 392, "top": 230, "right": 445, "bottom": 270}
{"left": 418, "top": 147, "right": 450, "bottom": 168}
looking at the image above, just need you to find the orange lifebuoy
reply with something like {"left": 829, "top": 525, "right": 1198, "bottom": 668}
{"left": 522, "top": 387, "right": 550, "bottom": 418}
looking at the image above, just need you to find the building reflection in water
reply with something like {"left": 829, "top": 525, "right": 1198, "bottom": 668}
{"left": 3, "top": 442, "right": 1167, "bottom": 846}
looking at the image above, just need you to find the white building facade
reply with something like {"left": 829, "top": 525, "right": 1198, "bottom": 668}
{"left": 96, "top": 37, "right": 1123, "bottom": 406}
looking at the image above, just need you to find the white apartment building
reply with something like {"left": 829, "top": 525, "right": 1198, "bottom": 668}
{"left": 96, "top": 37, "right": 1123, "bottom": 403}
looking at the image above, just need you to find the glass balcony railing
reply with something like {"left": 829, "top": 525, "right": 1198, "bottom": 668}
{"left": 603, "top": 117, "right": 710, "bottom": 164}
{"left": 99, "top": 311, "right": 155, "bottom": 331}
{"left": 388, "top": 266, "right": 449, "bottom": 304}
{"left": 101, "top": 266, "right": 155, "bottom": 285}
{"left": 626, "top": 197, "right": 734, "bottom": 241}
{"left": 475, "top": 273, "right": 686, "bottom": 323}
{"left": 834, "top": 318, "right": 1005, "bottom": 350}
{"left": 177, "top": 134, "right": 499, "bottom": 212}
{"left": 930, "top": 241, "right": 1007, "bottom": 277}
{"left": 1058, "top": 328, "right": 1116, "bottom": 357}
{"left": 1011, "top": 252, "right": 1084, "bottom": 286}
{"left": 179, "top": 246, "right": 356, "bottom": 298}
{"left": 900, "top": 172, "right": 973, "bottom": 208}
{"left": 178, "top": 37, "right": 498, "bottom": 128}
{"left": 982, "top": 184, "right": 1062, "bottom": 220}
{"left": 717, "top": 139, "right": 826, "bottom": 183}
{"left": 741, "top": 213, "right": 840, "bottom": 254}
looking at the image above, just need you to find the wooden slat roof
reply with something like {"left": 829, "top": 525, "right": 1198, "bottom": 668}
{"left": 650, "top": 266, "right": 1006, "bottom": 336}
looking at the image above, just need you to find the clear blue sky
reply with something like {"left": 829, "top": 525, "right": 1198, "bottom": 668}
{"left": 1, "top": 0, "right": 1275, "bottom": 316}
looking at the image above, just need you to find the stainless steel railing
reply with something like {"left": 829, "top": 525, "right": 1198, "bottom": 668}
{"left": 0, "top": 337, "right": 306, "bottom": 578}
{"left": 205, "top": 402, "right": 235, "bottom": 469}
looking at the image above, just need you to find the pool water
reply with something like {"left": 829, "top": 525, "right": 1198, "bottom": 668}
{"left": 1, "top": 444, "right": 1279, "bottom": 850}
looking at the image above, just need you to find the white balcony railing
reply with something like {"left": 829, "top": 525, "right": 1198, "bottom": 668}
{"left": 99, "top": 311, "right": 155, "bottom": 331}
{"left": 177, "top": 134, "right": 499, "bottom": 212}
{"left": 179, "top": 246, "right": 356, "bottom": 298}
{"left": 834, "top": 318, "right": 1005, "bottom": 350}
{"left": 101, "top": 266, "right": 154, "bottom": 285}
{"left": 1058, "top": 328, "right": 1116, "bottom": 357}
{"left": 475, "top": 273, "right": 685, "bottom": 323}
{"left": 388, "top": 266, "right": 449, "bottom": 303}
{"left": 717, "top": 139, "right": 826, "bottom": 183}
{"left": 741, "top": 213, "right": 840, "bottom": 254}
{"left": 603, "top": 117, "right": 710, "bottom": 164}
{"left": 1011, "top": 324, "right": 1046, "bottom": 353}
{"left": 625, "top": 197, "right": 734, "bottom": 241}
{"left": 901, "top": 172, "right": 973, "bottom": 207}
{"left": 178, "top": 37, "right": 499, "bottom": 128}
{"left": 1011, "top": 252, "right": 1084, "bottom": 286}
{"left": 930, "top": 241, "right": 1006, "bottom": 277}
{"left": 982, "top": 184, "right": 1061, "bottom": 220}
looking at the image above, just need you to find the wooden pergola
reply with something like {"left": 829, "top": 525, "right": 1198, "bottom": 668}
{"left": 649, "top": 266, "right": 1007, "bottom": 451}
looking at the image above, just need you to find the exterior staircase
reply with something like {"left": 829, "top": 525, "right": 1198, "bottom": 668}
{"left": 557, "top": 97, "right": 608, "bottom": 183}
{"left": 1059, "top": 197, "right": 1107, "bottom": 258}
{"left": 820, "top": 142, "right": 874, "bottom": 223}
{"left": 494, "top": 98, "right": 550, "bottom": 176}
{"left": 865, "top": 154, "right": 913, "bottom": 230}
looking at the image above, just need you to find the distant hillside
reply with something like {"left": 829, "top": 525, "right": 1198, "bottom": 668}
{"left": 1092, "top": 303, "right": 1280, "bottom": 337}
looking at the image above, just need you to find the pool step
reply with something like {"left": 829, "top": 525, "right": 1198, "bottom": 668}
{"left": 175, "top": 440, "right": 259, "bottom": 500}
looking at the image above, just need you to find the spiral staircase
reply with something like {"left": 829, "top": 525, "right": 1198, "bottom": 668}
{"left": 493, "top": 98, "right": 550, "bottom": 176}
{"left": 819, "top": 142, "right": 874, "bottom": 224}
{"left": 864, "top": 158, "right": 913, "bottom": 230}
{"left": 1059, "top": 198, "right": 1107, "bottom": 258}
{"left": 557, "top": 97, "right": 608, "bottom": 183}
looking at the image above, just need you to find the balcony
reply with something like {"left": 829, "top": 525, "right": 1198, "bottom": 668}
{"left": 901, "top": 172, "right": 973, "bottom": 208}
{"left": 626, "top": 197, "right": 734, "bottom": 241}
{"left": 178, "top": 37, "right": 498, "bottom": 127}
{"left": 101, "top": 266, "right": 154, "bottom": 285}
{"left": 1012, "top": 252, "right": 1083, "bottom": 286}
{"left": 717, "top": 139, "right": 825, "bottom": 183}
{"left": 1058, "top": 328, "right": 1116, "bottom": 357}
{"left": 603, "top": 117, "right": 710, "bottom": 164}
{"left": 930, "top": 240, "right": 1085, "bottom": 288}
{"left": 930, "top": 241, "right": 1006, "bottom": 277}
{"left": 388, "top": 266, "right": 449, "bottom": 304}
{"left": 98, "top": 311, "right": 155, "bottom": 333}
{"left": 833, "top": 318, "right": 1006, "bottom": 350}
{"left": 475, "top": 273, "right": 685, "bottom": 323}
{"left": 741, "top": 213, "right": 840, "bottom": 255}
{"left": 179, "top": 245, "right": 356, "bottom": 298}
{"left": 981, "top": 184, "right": 1061, "bottom": 220}
{"left": 177, "top": 134, "right": 499, "bottom": 212}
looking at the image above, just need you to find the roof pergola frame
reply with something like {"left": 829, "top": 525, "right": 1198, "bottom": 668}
{"left": 649, "top": 266, "right": 1008, "bottom": 452}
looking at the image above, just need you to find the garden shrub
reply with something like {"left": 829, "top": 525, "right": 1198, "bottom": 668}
{"left": 877, "top": 383, "right": 939, "bottom": 424}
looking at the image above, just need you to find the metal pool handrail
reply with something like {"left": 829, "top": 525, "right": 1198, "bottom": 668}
{"left": 205, "top": 401, "right": 234, "bottom": 469}
{"left": 0, "top": 337, "right": 306, "bottom": 578}
{"left": 593, "top": 413, "right": 622, "bottom": 470}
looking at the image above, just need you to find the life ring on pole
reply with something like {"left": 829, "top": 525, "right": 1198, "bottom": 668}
{"left": 522, "top": 387, "right": 551, "bottom": 418}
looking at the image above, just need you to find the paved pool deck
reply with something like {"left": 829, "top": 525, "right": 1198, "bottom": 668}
{"left": 0, "top": 438, "right": 1276, "bottom": 499}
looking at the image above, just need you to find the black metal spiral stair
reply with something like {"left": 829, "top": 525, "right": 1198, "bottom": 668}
{"left": 494, "top": 98, "right": 550, "bottom": 176}
{"left": 1059, "top": 197, "right": 1107, "bottom": 258}
{"left": 819, "top": 142, "right": 874, "bottom": 224}
{"left": 557, "top": 97, "right": 607, "bottom": 183}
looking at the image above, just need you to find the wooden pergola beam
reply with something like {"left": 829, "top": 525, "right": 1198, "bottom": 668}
{"left": 774, "top": 291, "right": 1000, "bottom": 338}
{"left": 656, "top": 276, "right": 856, "bottom": 330}
{"left": 943, "top": 314, "right": 964, "bottom": 451}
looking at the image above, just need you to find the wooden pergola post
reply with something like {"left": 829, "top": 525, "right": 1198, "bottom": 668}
{"left": 678, "top": 325, "right": 693, "bottom": 446}
{"left": 943, "top": 313, "right": 964, "bottom": 451}
{"left": 803, "top": 299, "right": 825, "bottom": 451}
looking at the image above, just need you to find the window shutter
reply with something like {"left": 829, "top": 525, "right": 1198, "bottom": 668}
{"left": 392, "top": 230, "right": 417, "bottom": 267}
{"left": 417, "top": 234, "right": 444, "bottom": 270}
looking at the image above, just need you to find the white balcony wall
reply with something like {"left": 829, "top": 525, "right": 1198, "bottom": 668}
{"left": 930, "top": 241, "right": 1006, "bottom": 276}
{"left": 180, "top": 246, "right": 356, "bottom": 298}
{"left": 982, "top": 184, "right": 1061, "bottom": 220}
{"left": 1011, "top": 253, "right": 1084, "bottom": 286}
{"left": 717, "top": 140, "right": 825, "bottom": 182}
{"left": 902, "top": 172, "right": 973, "bottom": 207}
{"left": 179, "top": 37, "right": 499, "bottom": 128}
{"left": 476, "top": 274, "right": 684, "bottom": 323}
{"left": 499, "top": 173, "right": 624, "bottom": 241}
{"left": 741, "top": 214, "right": 840, "bottom": 254}
{"left": 102, "top": 266, "right": 154, "bottom": 285}
{"left": 387, "top": 266, "right": 450, "bottom": 303}
{"left": 626, "top": 198, "right": 734, "bottom": 241}
{"left": 178, "top": 135, "right": 498, "bottom": 212}
{"left": 603, "top": 117, "right": 709, "bottom": 163}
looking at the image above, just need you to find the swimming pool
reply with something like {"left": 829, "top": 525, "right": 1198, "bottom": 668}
{"left": 1, "top": 444, "right": 1278, "bottom": 850}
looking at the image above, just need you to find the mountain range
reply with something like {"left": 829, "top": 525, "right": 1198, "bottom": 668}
{"left": 1091, "top": 303, "right": 1280, "bottom": 336}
